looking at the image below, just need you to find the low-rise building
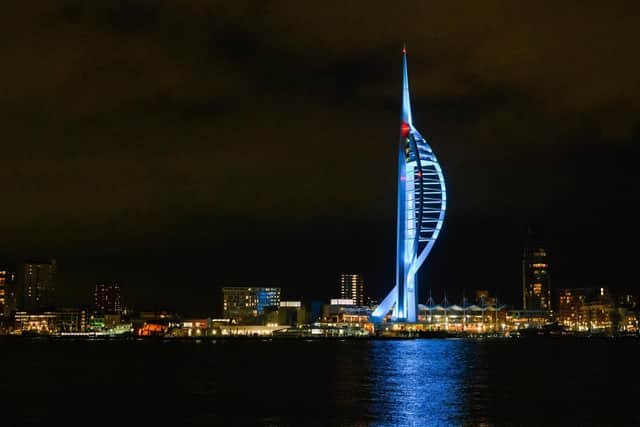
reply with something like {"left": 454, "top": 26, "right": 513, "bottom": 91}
{"left": 278, "top": 301, "right": 306, "bottom": 326}
{"left": 222, "top": 287, "right": 281, "bottom": 324}
{"left": 323, "top": 302, "right": 371, "bottom": 324}
{"left": 558, "top": 288, "right": 616, "bottom": 333}
{"left": 56, "top": 308, "right": 88, "bottom": 333}
{"left": 14, "top": 312, "right": 56, "bottom": 334}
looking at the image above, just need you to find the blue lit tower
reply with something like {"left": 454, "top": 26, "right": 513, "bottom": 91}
{"left": 372, "top": 47, "right": 446, "bottom": 322}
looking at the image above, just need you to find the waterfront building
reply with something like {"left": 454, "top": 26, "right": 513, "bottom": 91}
{"left": 615, "top": 293, "right": 637, "bottom": 309}
{"left": 137, "top": 322, "right": 168, "bottom": 337}
{"left": 216, "top": 324, "right": 288, "bottom": 336}
{"left": 94, "top": 282, "right": 122, "bottom": 314}
{"left": 86, "top": 312, "right": 125, "bottom": 332}
{"left": 581, "top": 301, "right": 614, "bottom": 333}
{"left": 620, "top": 310, "right": 638, "bottom": 334}
{"left": 222, "top": 287, "right": 281, "bottom": 324}
{"left": 257, "top": 288, "right": 280, "bottom": 314}
{"left": 55, "top": 308, "right": 88, "bottom": 333}
{"left": 339, "top": 274, "right": 364, "bottom": 306}
{"left": 417, "top": 302, "right": 508, "bottom": 333}
{"left": 14, "top": 311, "right": 56, "bottom": 334}
{"left": 558, "top": 287, "right": 616, "bottom": 333}
{"left": 330, "top": 298, "right": 354, "bottom": 305}
{"left": 323, "top": 302, "right": 372, "bottom": 324}
{"left": 506, "top": 310, "right": 550, "bottom": 330}
{"left": 278, "top": 301, "right": 306, "bottom": 326}
{"left": 137, "top": 310, "right": 176, "bottom": 321}
{"left": 558, "top": 288, "right": 593, "bottom": 331}
{"left": 127, "top": 311, "right": 176, "bottom": 332}
{"left": 522, "top": 233, "right": 551, "bottom": 312}
{"left": 273, "top": 323, "right": 371, "bottom": 338}
{"left": 16, "top": 258, "right": 56, "bottom": 312}
{"left": 372, "top": 46, "right": 447, "bottom": 323}
{"left": 168, "top": 318, "right": 211, "bottom": 337}
{"left": 309, "top": 300, "right": 324, "bottom": 323}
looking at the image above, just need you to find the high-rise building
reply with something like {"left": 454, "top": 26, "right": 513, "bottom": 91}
{"left": 340, "top": 274, "right": 365, "bottom": 306}
{"left": 17, "top": 258, "right": 56, "bottom": 312}
{"left": 522, "top": 232, "right": 551, "bottom": 312}
{"left": 222, "top": 287, "right": 281, "bottom": 324}
{"left": 0, "top": 266, "right": 16, "bottom": 317}
{"left": 94, "top": 282, "right": 122, "bottom": 314}
{"left": 372, "top": 46, "right": 447, "bottom": 322}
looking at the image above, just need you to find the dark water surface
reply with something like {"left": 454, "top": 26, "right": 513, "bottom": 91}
{"left": 2, "top": 338, "right": 638, "bottom": 426}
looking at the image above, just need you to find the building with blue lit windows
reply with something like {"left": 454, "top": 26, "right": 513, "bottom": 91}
{"left": 222, "top": 287, "right": 281, "bottom": 324}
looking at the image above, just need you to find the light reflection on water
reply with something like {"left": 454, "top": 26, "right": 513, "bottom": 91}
{"left": 367, "top": 340, "right": 480, "bottom": 427}
{"left": 2, "top": 338, "right": 640, "bottom": 426}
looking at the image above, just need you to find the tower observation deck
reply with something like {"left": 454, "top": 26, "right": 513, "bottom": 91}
{"left": 371, "top": 47, "right": 447, "bottom": 323}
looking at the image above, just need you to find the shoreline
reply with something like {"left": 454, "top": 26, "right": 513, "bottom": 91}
{"left": 1, "top": 333, "right": 638, "bottom": 342}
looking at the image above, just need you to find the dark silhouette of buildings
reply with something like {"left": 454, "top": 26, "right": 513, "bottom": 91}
{"left": 94, "top": 282, "right": 122, "bottom": 314}
{"left": 0, "top": 265, "right": 16, "bottom": 317}
{"left": 17, "top": 258, "right": 56, "bottom": 312}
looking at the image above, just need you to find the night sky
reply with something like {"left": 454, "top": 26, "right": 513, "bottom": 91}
{"left": 2, "top": 2, "right": 639, "bottom": 315}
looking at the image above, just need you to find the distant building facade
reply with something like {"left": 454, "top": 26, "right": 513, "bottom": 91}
{"left": 17, "top": 258, "right": 56, "bottom": 312}
{"left": 222, "top": 287, "right": 281, "bottom": 324}
{"left": 94, "top": 282, "right": 122, "bottom": 314}
{"left": 522, "top": 235, "right": 551, "bottom": 312}
{"left": 56, "top": 308, "right": 89, "bottom": 333}
{"left": 323, "top": 301, "right": 371, "bottom": 324}
{"left": 475, "top": 290, "right": 497, "bottom": 306}
{"left": 339, "top": 274, "right": 364, "bottom": 306}
{"left": 278, "top": 301, "right": 306, "bottom": 326}
{"left": 0, "top": 266, "right": 16, "bottom": 317}
{"left": 558, "top": 288, "right": 594, "bottom": 330}
{"left": 14, "top": 311, "right": 57, "bottom": 334}
{"left": 558, "top": 287, "right": 617, "bottom": 333}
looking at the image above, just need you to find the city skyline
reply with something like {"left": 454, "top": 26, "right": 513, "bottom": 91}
{"left": 1, "top": 3, "right": 638, "bottom": 314}
{"left": 3, "top": 4, "right": 640, "bottom": 427}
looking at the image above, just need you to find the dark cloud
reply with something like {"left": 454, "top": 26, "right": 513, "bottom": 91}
{"left": 1, "top": 1, "right": 639, "bottom": 313}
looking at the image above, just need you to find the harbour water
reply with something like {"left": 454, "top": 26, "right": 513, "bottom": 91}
{"left": 2, "top": 337, "right": 638, "bottom": 426}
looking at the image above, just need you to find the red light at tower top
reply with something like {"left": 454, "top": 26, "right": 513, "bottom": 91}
{"left": 401, "top": 122, "right": 410, "bottom": 137}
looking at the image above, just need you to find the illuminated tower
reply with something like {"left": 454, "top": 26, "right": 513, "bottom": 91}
{"left": 522, "top": 229, "right": 551, "bottom": 312}
{"left": 372, "top": 47, "right": 446, "bottom": 322}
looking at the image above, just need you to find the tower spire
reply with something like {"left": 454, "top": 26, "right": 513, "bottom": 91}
{"left": 402, "top": 44, "right": 412, "bottom": 125}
